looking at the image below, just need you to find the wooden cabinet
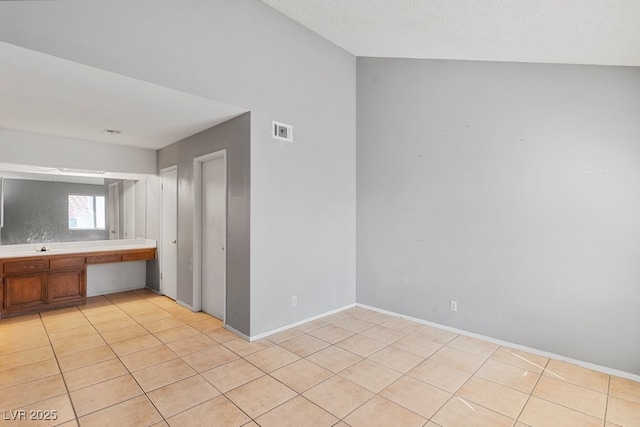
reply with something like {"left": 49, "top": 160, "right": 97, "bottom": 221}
{"left": 1, "top": 247, "right": 155, "bottom": 318}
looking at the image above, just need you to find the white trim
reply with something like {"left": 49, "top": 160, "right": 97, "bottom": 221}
{"left": 225, "top": 324, "right": 250, "bottom": 341}
{"left": 159, "top": 165, "right": 178, "bottom": 300}
{"left": 176, "top": 299, "right": 197, "bottom": 312}
{"left": 90, "top": 286, "right": 145, "bottom": 297}
{"left": 248, "top": 303, "right": 356, "bottom": 342}
{"left": 193, "top": 150, "right": 227, "bottom": 321}
{"left": 356, "top": 303, "right": 640, "bottom": 383}
{"left": 143, "top": 286, "right": 163, "bottom": 295}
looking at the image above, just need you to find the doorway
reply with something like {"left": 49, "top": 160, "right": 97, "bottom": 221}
{"left": 161, "top": 166, "right": 178, "bottom": 300}
{"left": 193, "top": 150, "right": 227, "bottom": 321}
{"left": 123, "top": 180, "right": 135, "bottom": 239}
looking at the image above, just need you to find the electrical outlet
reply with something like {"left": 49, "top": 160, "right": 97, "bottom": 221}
{"left": 292, "top": 296, "right": 297, "bottom": 306}
{"left": 449, "top": 300, "right": 458, "bottom": 312}
{"left": 402, "top": 277, "right": 409, "bottom": 284}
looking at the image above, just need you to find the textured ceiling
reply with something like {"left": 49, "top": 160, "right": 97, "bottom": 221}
{"left": 261, "top": 0, "right": 640, "bottom": 66}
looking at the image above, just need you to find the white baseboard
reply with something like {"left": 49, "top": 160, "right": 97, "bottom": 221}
{"left": 226, "top": 324, "right": 250, "bottom": 341}
{"left": 176, "top": 299, "right": 197, "bottom": 311}
{"left": 248, "top": 303, "right": 357, "bottom": 342}
{"left": 357, "top": 303, "right": 640, "bottom": 383}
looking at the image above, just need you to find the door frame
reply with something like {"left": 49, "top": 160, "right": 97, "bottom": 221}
{"left": 123, "top": 180, "right": 136, "bottom": 239}
{"left": 108, "top": 182, "right": 120, "bottom": 239}
{"left": 160, "top": 165, "right": 178, "bottom": 299}
{"left": 193, "top": 150, "right": 227, "bottom": 321}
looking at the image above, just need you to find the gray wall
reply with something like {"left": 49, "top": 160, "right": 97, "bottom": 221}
{"left": 357, "top": 57, "right": 640, "bottom": 375}
{"left": 156, "top": 114, "right": 251, "bottom": 336}
{"left": 1, "top": 179, "right": 108, "bottom": 244}
{"left": 0, "top": 0, "right": 357, "bottom": 337}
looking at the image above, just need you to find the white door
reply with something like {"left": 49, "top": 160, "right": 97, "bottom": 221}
{"left": 123, "top": 180, "right": 135, "bottom": 239}
{"left": 161, "top": 167, "right": 178, "bottom": 300}
{"left": 108, "top": 182, "right": 119, "bottom": 240}
{"left": 201, "top": 156, "right": 226, "bottom": 320}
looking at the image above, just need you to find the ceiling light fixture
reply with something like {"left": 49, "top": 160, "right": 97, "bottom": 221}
{"left": 103, "top": 129, "right": 122, "bottom": 135}
{"left": 58, "top": 168, "right": 106, "bottom": 175}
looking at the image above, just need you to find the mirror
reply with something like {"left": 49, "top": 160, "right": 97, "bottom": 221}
{"left": 0, "top": 169, "right": 148, "bottom": 245}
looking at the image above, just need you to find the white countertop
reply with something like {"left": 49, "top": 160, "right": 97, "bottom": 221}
{"left": 0, "top": 239, "right": 156, "bottom": 259}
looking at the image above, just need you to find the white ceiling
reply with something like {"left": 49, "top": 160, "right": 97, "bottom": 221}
{"left": 0, "top": 42, "right": 247, "bottom": 150}
{"left": 261, "top": 0, "right": 640, "bottom": 66}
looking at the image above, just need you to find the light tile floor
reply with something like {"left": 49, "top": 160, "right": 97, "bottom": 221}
{"left": 1, "top": 290, "right": 639, "bottom": 426}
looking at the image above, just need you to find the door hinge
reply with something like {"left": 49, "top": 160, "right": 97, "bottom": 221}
{"left": 161, "top": 184, "right": 164, "bottom": 190}
{"left": 160, "top": 273, "right": 163, "bottom": 280}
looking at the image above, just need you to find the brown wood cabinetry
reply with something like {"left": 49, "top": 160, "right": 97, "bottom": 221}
{"left": 1, "top": 247, "right": 155, "bottom": 318}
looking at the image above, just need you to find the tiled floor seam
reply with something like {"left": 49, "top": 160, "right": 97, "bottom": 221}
{"left": 513, "top": 356, "right": 550, "bottom": 425}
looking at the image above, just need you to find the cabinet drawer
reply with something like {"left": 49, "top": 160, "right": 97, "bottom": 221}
{"left": 4, "top": 259, "right": 47, "bottom": 274}
{"left": 86, "top": 254, "right": 120, "bottom": 264}
{"left": 50, "top": 257, "right": 85, "bottom": 270}
{"left": 121, "top": 249, "right": 156, "bottom": 262}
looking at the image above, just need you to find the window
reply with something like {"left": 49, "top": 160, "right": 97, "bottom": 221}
{"left": 68, "top": 195, "right": 106, "bottom": 230}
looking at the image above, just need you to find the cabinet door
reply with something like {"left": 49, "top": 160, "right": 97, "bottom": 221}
{"left": 4, "top": 273, "right": 45, "bottom": 310}
{"left": 47, "top": 270, "right": 85, "bottom": 304}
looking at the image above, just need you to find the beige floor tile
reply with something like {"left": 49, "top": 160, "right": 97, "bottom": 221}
{"left": 457, "top": 376, "right": 529, "bottom": 419}
{"left": 380, "top": 375, "right": 451, "bottom": 419}
{"left": 0, "top": 345, "right": 54, "bottom": 372}
{"left": 353, "top": 310, "right": 396, "bottom": 325}
{"left": 339, "top": 359, "right": 402, "bottom": 393}
{"left": 408, "top": 359, "right": 472, "bottom": 394}
{"left": 607, "top": 395, "right": 640, "bottom": 426}
{"left": 78, "top": 395, "right": 162, "bottom": 426}
{"left": 341, "top": 306, "right": 368, "bottom": 316}
{"left": 117, "top": 300, "right": 159, "bottom": 315}
{"left": 303, "top": 376, "right": 373, "bottom": 418}
{"left": 43, "top": 314, "right": 91, "bottom": 333}
{"left": 447, "top": 335, "right": 500, "bottom": 358}
{"left": 223, "top": 338, "right": 273, "bottom": 357}
{"left": 519, "top": 396, "right": 602, "bottom": 427}
{"left": 182, "top": 344, "right": 239, "bottom": 372}
{"left": 47, "top": 325, "right": 99, "bottom": 345}
{"left": 475, "top": 358, "right": 541, "bottom": 393}
{"left": 110, "top": 334, "right": 162, "bottom": 357}
{"left": 308, "top": 325, "right": 355, "bottom": 344}
{"left": 344, "top": 395, "right": 426, "bottom": 427}
{"left": 380, "top": 317, "right": 423, "bottom": 334}
{"left": 132, "top": 358, "right": 196, "bottom": 392}
{"left": 70, "top": 374, "right": 143, "bottom": 417}
{"left": 225, "top": 375, "right": 297, "bottom": 418}
{"left": 410, "top": 325, "right": 458, "bottom": 345}
{"left": 189, "top": 317, "right": 224, "bottom": 332}
{"left": 543, "top": 359, "right": 609, "bottom": 393}
{"left": 56, "top": 345, "right": 116, "bottom": 372}
{"left": 141, "top": 317, "right": 186, "bottom": 333}
{"left": 610, "top": 376, "right": 640, "bottom": 405}
{"left": 429, "top": 346, "right": 487, "bottom": 374}
{"left": 51, "top": 334, "right": 105, "bottom": 357}
{"left": 148, "top": 375, "right": 220, "bottom": 418}
{"left": 63, "top": 359, "right": 128, "bottom": 391}
{"left": 0, "top": 358, "right": 60, "bottom": 389}
{"left": 130, "top": 309, "right": 173, "bottom": 324}
{"left": 255, "top": 396, "right": 338, "bottom": 427}
{"left": 368, "top": 345, "right": 424, "bottom": 373}
{"left": 333, "top": 317, "right": 377, "bottom": 333}
{"left": 271, "top": 359, "right": 333, "bottom": 393}
{"left": 83, "top": 310, "right": 129, "bottom": 325}
{"left": 322, "top": 312, "right": 353, "bottom": 324}
{"left": 2, "top": 375, "right": 67, "bottom": 409}
{"left": 295, "top": 319, "right": 329, "bottom": 333}
{"left": 91, "top": 316, "right": 138, "bottom": 333}
{"left": 336, "top": 334, "right": 387, "bottom": 357}
{"left": 490, "top": 347, "right": 548, "bottom": 374}
{"left": 268, "top": 328, "right": 305, "bottom": 344}
{"left": 360, "top": 325, "right": 407, "bottom": 344}
{"left": 167, "top": 396, "right": 250, "bottom": 427}
{"left": 166, "top": 333, "right": 218, "bottom": 356}
{"left": 174, "top": 311, "right": 215, "bottom": 324}
{"left": 119, "top": 345, "right": 178, "bottom": 372}
{"left": 100, "top": 324, "right": 150, "bottom": 344}
{"left": 201, "top": 358, "right": 265, "bottom": 393}
{"left": 279, "top": 334, "right": 330, "bottom": 357}
{"left": 533, "top": 375, "right": 607, "bottom": 419}
{"left": 306, "top": 346, "right": 362, "bottom": 373}
{"left": 244, "top": 346, "right": 300, "bottom": 372}
{"left": 204, "top": 327, "right": 239, "bottom": 343}
{"left": 153, "top": 324, "right": 200, "bottom": 343}
{"left": 432, "top": 396, "right": 515, "bottom": 427}
{"left": 391, "top": 335, "right": 443, "bottom": 358}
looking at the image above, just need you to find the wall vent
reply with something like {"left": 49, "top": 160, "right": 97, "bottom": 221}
{"left": 272, "top": 121, "right": 293, "bottom": 142}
